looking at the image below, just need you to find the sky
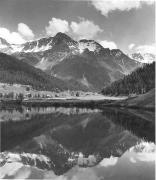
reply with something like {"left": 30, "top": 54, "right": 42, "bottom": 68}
{"left": 0, "top": 0, "right": 155, "bottom": 54}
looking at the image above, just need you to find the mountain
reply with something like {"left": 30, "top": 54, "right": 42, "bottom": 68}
{"left": 0, "top": 52, "right": 76, "bottom": 91}
{"left": 0, "top": 37, "right": 11, "bottom": 53}
{"left": 0, "top": 33, "right": 141, "bottom": 91}
{"left": 0, "top": 37, "right": 10, "bottom": 46}
{"left": 101, "top": 62, "right": 155, "bottom": 95}
{"left": 130, "top": 52, "right": 155, "bottom": 64}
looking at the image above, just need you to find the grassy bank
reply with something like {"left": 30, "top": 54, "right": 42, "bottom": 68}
{"left": 104, "top": 89, "right": 155, "bottom": 111}
{"left": 22, "top": 99, "right": 115, "bottom": 109}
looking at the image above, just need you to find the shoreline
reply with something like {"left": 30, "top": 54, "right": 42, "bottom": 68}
{"left": 0, "top": 98, "right": 154, "bottom": 111}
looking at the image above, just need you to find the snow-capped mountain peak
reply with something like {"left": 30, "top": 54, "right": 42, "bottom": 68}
{"left": 0, "top": 33, "right": 141, "bottom": 91}
{"left": 78, "top": 39, "right": 102, "bottom": 54}
{"left": 0, "top": 33, "right": 112, "bottom": 56}
{"left": 130, "top": 52, "right": 156, "bottom": 63}
{"left": 0, "top": 36, "right": 54, "bottom": 54}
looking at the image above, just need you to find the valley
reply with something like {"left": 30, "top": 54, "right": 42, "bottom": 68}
{"left": 0, "top": 34, "right": 155, "bottom": 111}
{"left": 0, "top": 1, "right": 155, "bottom": 179}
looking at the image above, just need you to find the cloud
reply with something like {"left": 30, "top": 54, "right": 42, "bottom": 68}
{"left": 45, "top": 18, "right": 69, "bottom": 36}
{"left": 99, "top": 40, "right": 117, "bottom": 49}
{"left": 128, "top": 43, "right": 135, "bottom": 50}
{"left": 129, "top": 43, "right": 156, "bottom": 54}
{"left": 70, "top": 19, "right": 103, "bottom": 39}
{"left": 45, "top": 17, "right": 103, "bottom": 40}
{"left": 135, "top": 43, "right": 156, "bottom": 55}
{"left": 0, "top": 27, "right": 25, "bottom": 44}
{"left": 0, "top": 23, "right": 34, "bottom": 44}
{"left": 18, "top": 23, "right": 34, "bottom": 40}
{"left": 91, "top": 0, "right": 155, "bottom": 16}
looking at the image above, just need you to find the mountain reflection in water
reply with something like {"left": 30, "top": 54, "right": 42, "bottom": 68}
{"left": 0, "top": 106, "right": 155, "bottom": 180}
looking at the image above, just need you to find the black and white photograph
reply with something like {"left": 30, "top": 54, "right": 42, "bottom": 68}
{"left": 0, "top": 0, "right": 155, "bottom": 179}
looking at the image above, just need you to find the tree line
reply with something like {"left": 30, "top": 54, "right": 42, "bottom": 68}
{"left": 0, "top": 52, "right": 68, "bottom": 91}
{"left": 101, "top": 62, "right": 155, "bottom": 96}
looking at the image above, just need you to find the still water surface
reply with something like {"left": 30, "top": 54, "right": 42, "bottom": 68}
{"left": 0, "top": 106, "right": 155, "bottom": 179}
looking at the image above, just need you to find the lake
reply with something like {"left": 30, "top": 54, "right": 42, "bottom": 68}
{"left": 0, "top": 106, "right": 155, "bottom": 180}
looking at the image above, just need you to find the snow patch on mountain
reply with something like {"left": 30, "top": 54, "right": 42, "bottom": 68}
{"left": 0, "top": 37, "right": 54, "bottom": 54}
{"left": 24, "top": 40, "right": 53, "bottom": 53}
{"left": 35, "top": 57, "right": 52, "bottom": 70}
{"left": 24, "top": 43, "right": 51, "bottom": 53}
{"left": 140, "top": 54, "right": 155, "bottom": 63}
{"left": 0, "top": 152, "right": 51, "bottom": 168}
{"left": 10, "top": 44, "right": 24, "bottom": 53}
{"left": 78, "top": 40, "right": 101, "bottom": 53}
{"left": 130, "top": 53, "right": 156, "bottom": 63}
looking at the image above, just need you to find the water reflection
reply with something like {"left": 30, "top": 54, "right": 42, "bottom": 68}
{"left": 0, "top": 106, "right": 155, "bottom": 179}
{"left": 0, "top": 106, "right": 101, "bottom": 121}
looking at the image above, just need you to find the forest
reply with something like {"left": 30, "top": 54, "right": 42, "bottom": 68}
{"left": 0, "top": 53, "right": 68, "bottom": 91}
{"left": 101, "top": 62, "right": 155, "bottom": 95}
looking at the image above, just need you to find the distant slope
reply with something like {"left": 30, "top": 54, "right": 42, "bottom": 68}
{"left": 102, "top": 62, "right": 155, "bottom": 95}
{"left": 0, "top": 53, "right": 72, "bottom": 91}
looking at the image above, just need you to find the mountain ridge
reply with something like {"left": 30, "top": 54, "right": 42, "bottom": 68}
{"left": 0, "top": 33, "right": 141, "bottom": 91}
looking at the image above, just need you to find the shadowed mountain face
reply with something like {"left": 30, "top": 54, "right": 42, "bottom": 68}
{"left": 0, "top": 37, "right": 10, "bottom": 47}
{"left": 0, "top": 33, "right": 141, "bottom": 91}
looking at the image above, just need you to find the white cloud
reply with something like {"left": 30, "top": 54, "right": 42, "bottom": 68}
{"left": 0, "top": 23, "right": 34, "bottom": 44}
{"left": 135, "top": 43, "right": 156, "bottom": 55}
{"left": 99, "top": 40, "right": 117, "bottom": 49}
{"left": 0, "top": 27, "right": 25, "bottom": 44}
{"left": 18, "top": 23, "right": 34, "bottom": 40}
{"left": 45, "top": 18, "right": 69, "bottom": 36}
{"left": 128, "top": 43, "right": 135, "bottom": 50}
{"left": 91, "top": 0, "right": 155, "bottom": 16}
{"left": 70, "top": 19, "right": 103, "bottom": 39}
{"left": 129, "top": 43, "right": 156, "bottom": 55}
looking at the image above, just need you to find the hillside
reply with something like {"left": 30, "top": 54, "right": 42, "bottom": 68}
{"left": 102, "top": 62, "right": 155, "bottom": 95}
{"left": 106, "top": 88, "right": 155, "bottom": 110}
{"left": 0, "top": 53, "right": 72, "bottom": 91}
{"left": 125, "top": 88, "right": 155, "bottom": 109}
